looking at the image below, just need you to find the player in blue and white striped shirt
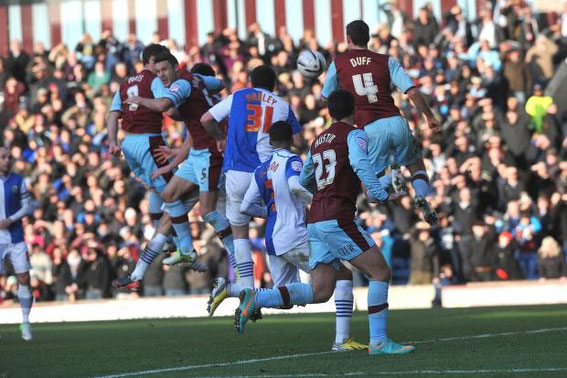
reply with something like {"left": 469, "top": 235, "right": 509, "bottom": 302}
{"left": 207, "top": 122, "right": 365, "bottom": 351}
{"left": 0, "top": 147, "right": 34, "bottom": 340}
{"left": 201, "top": 66, "right": 302, "bottom": 289}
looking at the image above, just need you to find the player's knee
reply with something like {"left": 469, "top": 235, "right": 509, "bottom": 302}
{"left": 336, "top": 265, "right": 353, "bottom": 281}
{"left": 367, "top": 265, "right": 391, "bottom": 282}
{"left": 16, "top": 272, "right": 30, "bottom": 286}
{"left": 312, "top": 281, "right": 334, "bottom": 303}
{"left": 161, "top": 189, "right": 175, "bottom": 203}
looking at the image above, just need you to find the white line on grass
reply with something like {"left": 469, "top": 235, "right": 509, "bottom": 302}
{"left": 95, "top": 351, "right": 336, "bottom": 378}
{"left": 411, "top": 326, "right": 567, "bottom": 344}
{"left": 95, "top": 326, "right": 567, "bottom": 378}
{"left": 198, "top": 367, "right": 567, "bottom": 377}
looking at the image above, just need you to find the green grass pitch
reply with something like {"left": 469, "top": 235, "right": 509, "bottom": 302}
{"left": 1, "top": 305, "right": 567, "bottom": 377}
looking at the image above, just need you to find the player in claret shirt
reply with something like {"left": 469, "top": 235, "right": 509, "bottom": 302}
{"left": 121, "top": 52, "right": 231, "bottom": 271}
{"left": 209, "top": 121, "right": 366, "bottom": 351}
{"left": 234, "top": 90, "right": 414, "bottom": 356}
{"left": 323, "top": 20, "right": 441, "bottom": 225}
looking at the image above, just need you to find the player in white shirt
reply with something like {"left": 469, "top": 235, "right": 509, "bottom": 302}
{"left": 0, "top": 147, "right": 34, "bottom": 340}
{"left": 201, "top": 66, "right": 302, "bottom": 288}
{"left": 207, "top": 121, "right": 365, "bottom": 351}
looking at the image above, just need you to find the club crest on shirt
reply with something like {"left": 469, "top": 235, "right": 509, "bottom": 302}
{"left": 357, "top": 137, "right": 368, "bottom": 153}
{"left": 291, "top": 160, "right": 303, "bottom": 172}
{"left": 11, "top": 185, "right": 18, "bottom": 194}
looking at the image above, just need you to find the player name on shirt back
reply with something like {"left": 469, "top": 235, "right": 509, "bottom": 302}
{"left": 245, "top": 91, "right": 277, "bottom": 105}
{"left": 127, "top": 74, "right": 144, "bottom": 84}
{"left": 314, "top": 133, "right": 336, "bottom": 148}
{"left": 349, "top": 57, "right": 372, "bottom": 67}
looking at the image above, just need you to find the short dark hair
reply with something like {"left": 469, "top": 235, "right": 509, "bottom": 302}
{"left": 190, "top": 63, "right": 216, "bottom": 77}
{"left": 346, "top": 20, "right": 370, "bottom": 47}
{"left": 269, "top": 121, "right": 293, "bottom": 144}
{"left": 141, "top": 44, "right": 169, "bottom": 65}
{"left": 327, "top": 89, "right": 355, "bottom": 120}
{"left": 250, "top": 65, "right": 276, "bottom": 91}
{"left": 154, "top": 51, "right": 179, "bottom": 68}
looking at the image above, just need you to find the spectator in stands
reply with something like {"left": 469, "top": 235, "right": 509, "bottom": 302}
{"left": 82, "top": 245, "right": 112, "bottom": 299}
{"left": 537, "top": 236, "right": 567, "bottom": 280}
{"left": 408, "top": 222, "right": 440, "bottom": 285}
{"left": 0, "top": 1, "right": 566, "bottom": 302}
{"left": 494, "top": 231, "right": 523, "bottom": 281}
{"left": 5, "top": 40, "right": 31, "bottom": 84}
{"left": 413, "top": 7, "right": 438, "bottom": 49}
{"left": 75, "top": 33, "right": 96, "bottom": 70}
{"left": 379, "top": 0, "right": 409, "bottom": 40}
{"left": 525, "top": 35, "right": 558, "bottom": 81}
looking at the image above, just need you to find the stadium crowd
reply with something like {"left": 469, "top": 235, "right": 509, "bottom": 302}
{"left": 1, "top": 1, "right": 566, "bottom": 304}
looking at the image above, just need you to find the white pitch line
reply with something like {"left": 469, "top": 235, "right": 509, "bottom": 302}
{"left": 198, "top": 367, "right": 567, "bottom": 377}
{"left": 94, "top": 351, "right": 336, "bottom": 378}
{"left": 94, "top": 326, "right": 567, "bottom": 378}
{"left": 411, "top": 326, "right": 567, "bottom": 344}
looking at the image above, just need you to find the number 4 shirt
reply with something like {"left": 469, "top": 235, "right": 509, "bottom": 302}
{"left": 322, "top": 50, "right": 415, "bottom": 127}
{"left": 208, "top": 87, "right": 302, "bottom": 173}
{"left": 300, "top": 121, "right": 388, "bottom": 223}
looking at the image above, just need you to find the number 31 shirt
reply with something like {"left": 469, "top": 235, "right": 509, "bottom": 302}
{"left": 208, "top": 87, "right": 301, "bottom": 173}
{"left": 300, "top": 121, "right": 389, "bottom": 223}
{"left": 322, "top": 51, "right": 415, "bottom": 127}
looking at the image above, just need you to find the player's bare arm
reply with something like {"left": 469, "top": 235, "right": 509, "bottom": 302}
{"left": 106, "top": 111, "right": 122, "bottom": 156}
{"left": 406, "top": 87, "right": 441, "bottom": 133}
{"left": 125, "top": 96, "right": 173, "bottom": 113}
{"left": 200, "top": 111, "right": 226, "bottom": 152}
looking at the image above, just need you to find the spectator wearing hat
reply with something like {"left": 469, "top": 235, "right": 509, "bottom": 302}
{"left": 494, "top": 231, "right": 523, "bottom": 281}
{"left": 409, "top": 222, "right": 440, "bottom": 285}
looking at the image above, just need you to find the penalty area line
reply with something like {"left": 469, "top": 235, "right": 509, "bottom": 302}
{"left": 94, "top": 326, "right": 567, "bottom": 378}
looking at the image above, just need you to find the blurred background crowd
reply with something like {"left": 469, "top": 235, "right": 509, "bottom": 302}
{"left": 1, "top": 0, "right": 566, "bottom": 304}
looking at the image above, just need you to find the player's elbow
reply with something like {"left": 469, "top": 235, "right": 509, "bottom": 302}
{"left": 200, "top": 112, "right": 216, "bottom": 130}
{"left": 158, "top": 100, "right": 172, "bottom": 113}
{"left": 405, "top": 86, "right": 420, "bottom": 98}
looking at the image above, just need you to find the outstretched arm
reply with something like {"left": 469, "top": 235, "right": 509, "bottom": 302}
{"left": 406, "top": 87, "right": 440, "bottom": 133}
{"left": 389, "top": 57, "right": 440, "bottom": 133}
{"left": 127, "top": 79, "right": 192, "bottom": 113}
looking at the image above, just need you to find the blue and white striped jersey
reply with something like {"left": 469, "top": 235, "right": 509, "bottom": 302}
{"left": 243, "top": 149, "right": 308, "bottom": 256}
{"left": 208, "top": 88, "right": 301, "bottom": 173}
{"left": 0, "top": 174, "right": 32, "bottom": 244}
